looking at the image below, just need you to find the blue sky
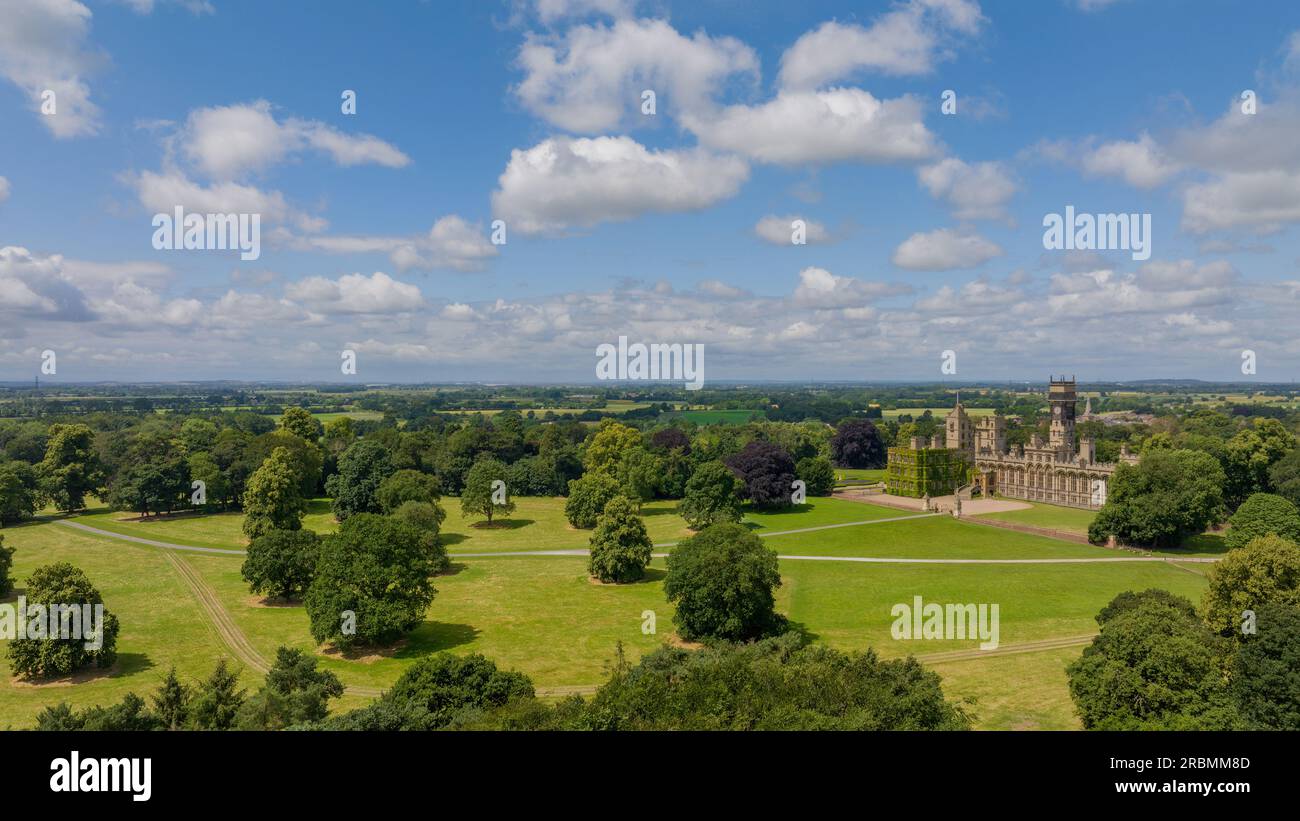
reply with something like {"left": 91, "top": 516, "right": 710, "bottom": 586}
{"left": 4, "top": 0, "right": 1300, "bottom": 383}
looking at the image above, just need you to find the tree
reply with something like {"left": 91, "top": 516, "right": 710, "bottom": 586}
{"left": 1223, "top": 419, "right": 1295, "bottom": 508}
{"left": 1087, "top": 449, "right": 1226, "bottom": 548}
{"left": 830, "top": 418, "right": 886, "bottom": 469}
{"left": 664, "top": 522, "right": 784, "bottom": 641}
{"left": 564, "top": 472, "right": 621, "bottom": 528}
{"left": 152, "top": 667, "right": 190, "bottom": 730}
{"left": 377, "top": 469, "right": 442, "bottom": 514}
{"left": 304, "top": 514, "right": 438, "bottom": 650}
{"left": 7, "top": 562, "right": 120, "bottom": 679}
{"left": 279, "top": 406, "right": 324, "bottom": 442}
{"left": 188, "top": 659, "right": 246, "bottom": 730}
{"left": 615, "top": 447, "right": 660, "bottom": 507}
{"left": 34, "top": 692, "right": 161, "bottom": 732}
{"left": 325, "top": 439, "right": 395, "bottom": 521}
{"left": 725, "top": 440, "right": 797, "bottom": 510}
{"left": 1096, "top": 588, "right": 1197, "bottom": 625}
{"left": 178, "top": 417, "right": 219, "bottom": 454}
{"left": 582, "top": 420, "right": 642, "bottom": 476}
{"left": 460, "top": 457, "right": 515, "bottom": 525}
{"left": 1067, "top": 593, "right": 1238, "bottom": 730}
{"left": 1225, "top": 493, "right": 1300, "bottom": 551}
{"left": 1231, "top": 602, "right": 1300, "bottom": 730}
{"left": 105, "top": 440, "right": 191, "bottom": 518}
{"left": 242, "top": 447, "right": 307, "bottom": 539}
{"left": 796, "top": 455, "right": 836, "bottom": 497}
{"left": 565, "top": 633, "right": 970, "bottom": 731}
{"left": 38, "top": 424, "right": 104, "bottom": 513}
{"left": 1268, "top": 448, "right": 1300, "bottom": 509}
{"left": 678, "top": 461, "right": 743, "bottom": 529}
{"left": 0, "top": 534, "right": 13, "bottom": 598}
{"left": 187, "top": 451, "right": 229, "bottom": 511}
{"left": 236, "top": 646, "right": 344, "bottom": 729}
{"left": 328, "top": 653, "right": 533, "bottom": 730}
{"left": 391, "top": 501, "right": 449, "bottom": 571}
{"left": 588, "top": 496, "right": 653, "bottom": 583}
{"left": 0, "top": 460, "right": 40, "bottom": 524}
{"left": 248, "top": 430, "right": 323, "bottom": 498}
{"left": 1200, "top": 534, "right": 1300, "bottom": 637}
{"left": 241, "top": 528, "right": 321, "bottom": 600}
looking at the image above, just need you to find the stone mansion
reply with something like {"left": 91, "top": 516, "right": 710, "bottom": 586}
{"left": 887, "top": 377, "right": 1137, "bottom": 509}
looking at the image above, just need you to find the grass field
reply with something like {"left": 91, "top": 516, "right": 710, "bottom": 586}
{"left": 1, "top": 493, "right": 1215, "bottom": 731}
{"left": 835, "top": 468, "right": 886, "bottom": 483}
{"left": 0, "top": 523, "right": 254, "bottom": 728}
{"left": 880, "top": 407, "right": 996, "bottom": 419}
{"left": 311, "top": 410, "right": 384, "bottom": 422}
{"left": 663, "top": 409, "right": 764, "bottom": 424}
{"left": 975, "top": 500, "right": 1097, "bottom": 535}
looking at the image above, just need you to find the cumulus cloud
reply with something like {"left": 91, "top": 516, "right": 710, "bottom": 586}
{"left": 491, "top": 135, "right": 749, "bottom": 234}
{"left": 0, "top": 0, "right": 103, "bottom": 137}
{"left": 125, "top": 169, "right": 325, "bottom": 233}
{"left": 178, "top": 100, "right": 410, "bottom": 180}
{"left": 892, "top": 228, "right": 1003, "bottom": 271}
{"left": 754, "top": 215, "right": 830, "bottom": 245}
{"left": 513, "top": 17, "right": 758, "bottom": 132}
{"left": 284, "top": 271, "right": 425, "bottom": 315}
{"left": 684, "top": 88, "right": 938, "bottom": 166}
{"left": 1080, "top": 133, "right": 1182, "bottom": 189}
{"left": 792, "top": 266, "right": 911, "bottom": 308}
{"left": 301, "top": 215, "right": 498, "bottom": 272}
{"left": 917, "top": 157, "right": 1018, "bottom": 220}
{"left": 778, "top": 0, "right": 984, "bottom": 90}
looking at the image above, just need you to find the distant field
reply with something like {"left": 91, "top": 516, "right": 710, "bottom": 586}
{"left": 440, "top": 400, "right": 652, "bottom": 417}
{"left": 311, "top": 410, "right": 384, "bottom": 422}
{"left": 880, "top": 407, "right": 996, "bottom": 419}
{"left": 665, "top": 409, "right": 764, "bottom": 424}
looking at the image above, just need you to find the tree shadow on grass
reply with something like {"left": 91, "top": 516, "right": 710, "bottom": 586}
{"left": 639, "top": 504, "right": 680, "bottom": 518}
{"left": 400, "top": 622, "right": 480, "bottom": 656}
{"left": 437, "top": 561, "right": 469, "bottom": 577}
{"left": 440, "top": 532, "right": 469, "bottom": 546}
{"left": 468, "top": 518, "right": 534, "bottom": 530}
{"left": 1166, "top": 532, "right": 1229, "bottom": 557}
{"left": 305, "top": 498, "right": 332, "bottom": 516}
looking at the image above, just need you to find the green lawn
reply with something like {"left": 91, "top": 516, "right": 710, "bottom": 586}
{"left": 834, "top": 468, "right": 886, "bottom": 483}
{"left": 975, "top": 500, "right": 1097, "bottom": 536}
{"left": 0, "top": 522, "right": 253, "bottom": 728}
{"left": 3, "top": 491, "right": 1217, "bottom": 731}
{"left": 74, "top": 498, "right": 338, "bottom": 551}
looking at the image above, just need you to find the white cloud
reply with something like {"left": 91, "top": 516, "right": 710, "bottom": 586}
{"left": 179, "top": 100, "right": 410, "bottom": 180}
{"left": 698, "top": 280, "right": 748, "bottom": 299}
{"left": 915, "top": 278, "right": 1022, "bottom": 312}
{"left": 491, "top": 135, "right": 749, "bottom": 234}
{"left": 302, "top": 215, "right": 498, "bottom": 272}
{"left": 778, "top": 0, "right": 984, "bottom": 90}
{"left": 0, "top": 0, "right": 103, "bottom": 137}
{"left": 792, "top": 266, "right": 910, "bottom": 308}
{"left": 892, "top": 228, "right": 1003, "bottom": 271}
{"left": 513, "top": 17, "right": 759, "bottom": 132}
{"left": 1136, "top": 259, "right": 1238, "bottom": 292}
{"left": 284, "top": 271, "right": 425, "bottom": 315}
{"left": 684, "top": 88, "right": 938, "bottom": 166}
{"left": 126, "top": 169, "right": 326, "bottom": 233}
{"left": 532, "top": 0, "right": 635, "bottom": 24}
{"left": 1080, "top": 133, "right": 1181, "bottom": 189}
{"left": 754, "top": 214, "right": 830, "bottom": 245}
{"left": 917, "top": 157, "right": 1018, "bottom": 220}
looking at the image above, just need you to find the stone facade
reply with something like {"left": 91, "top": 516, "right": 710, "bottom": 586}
{"left": 887, "top": 377, "right": 1138, "bottom": 509}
